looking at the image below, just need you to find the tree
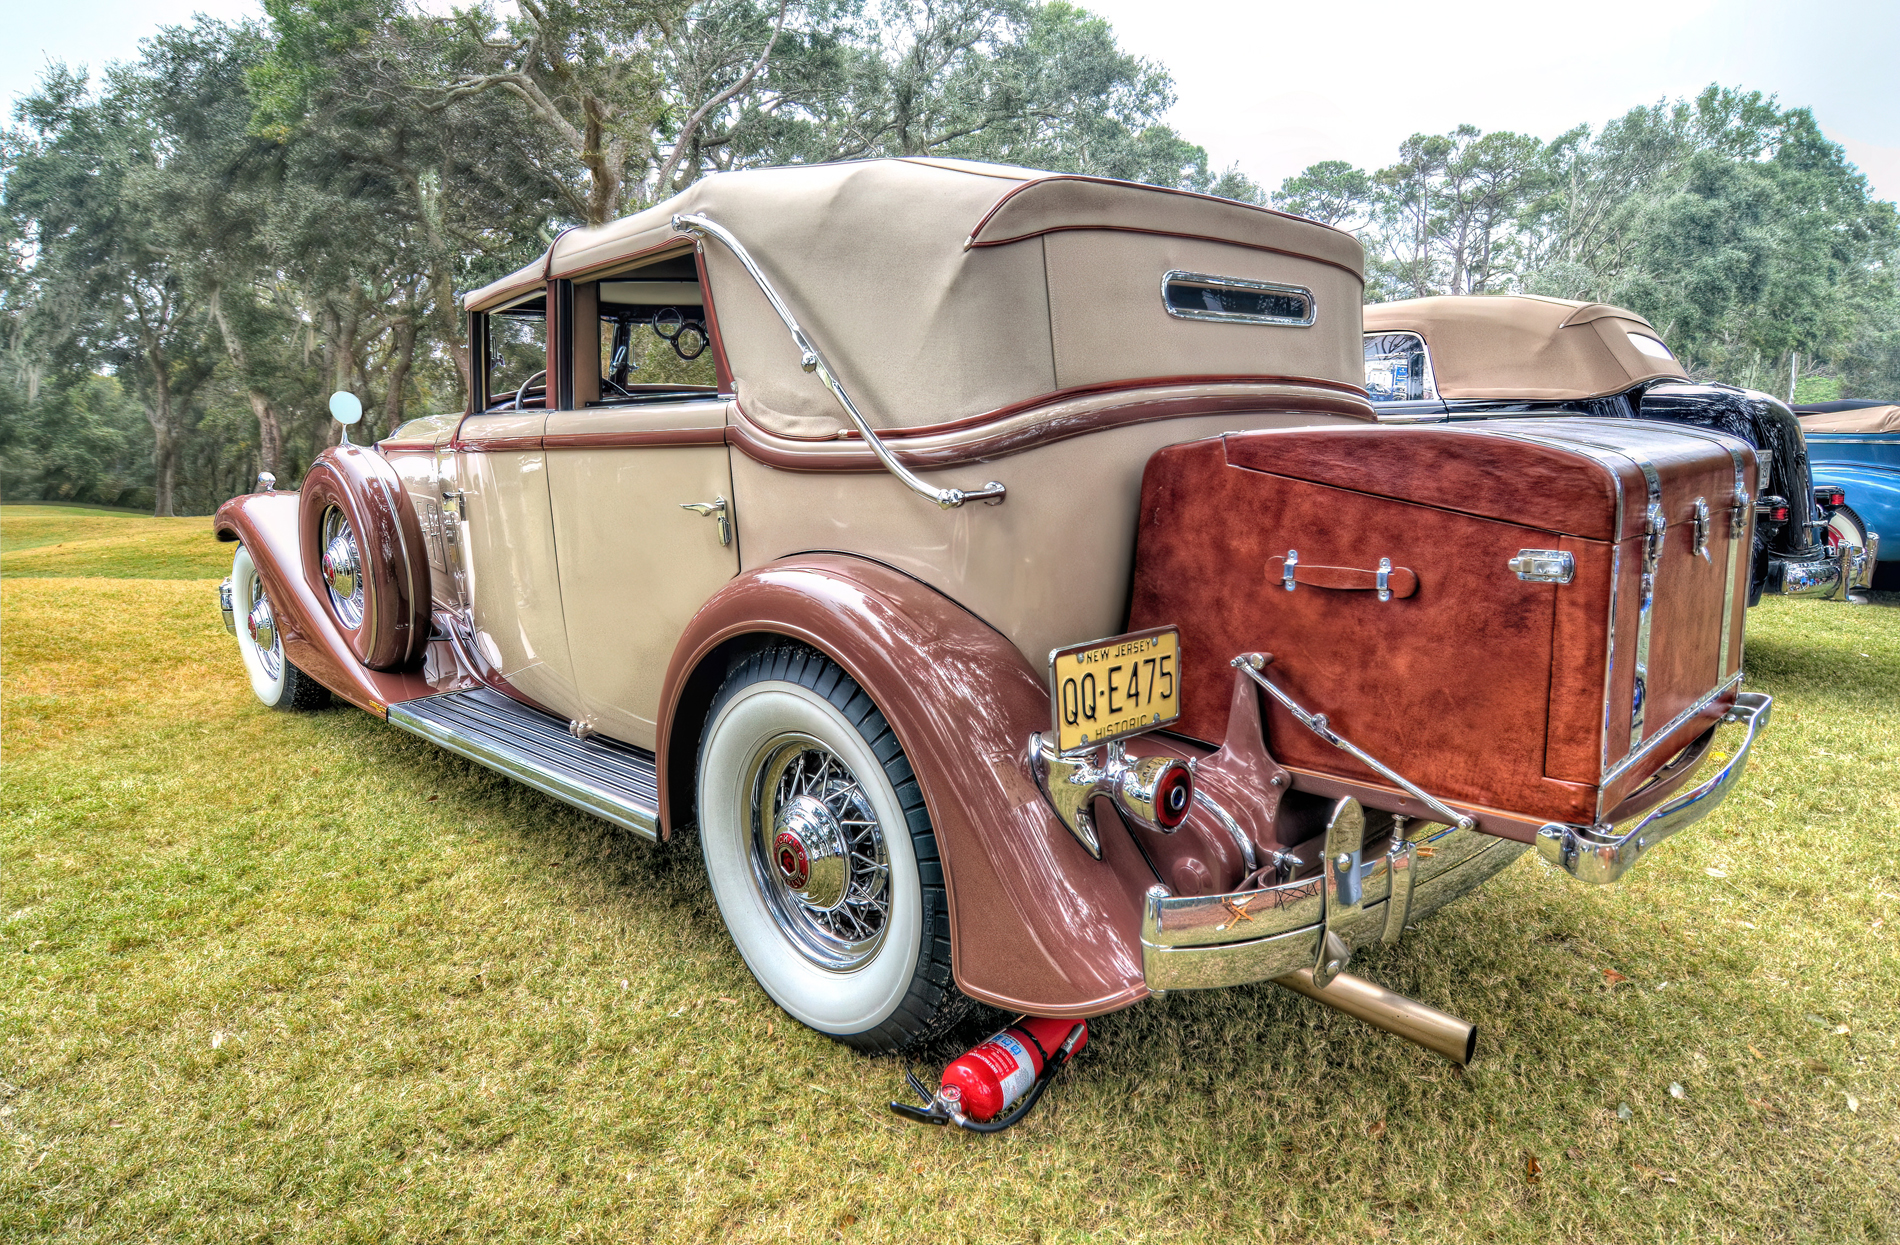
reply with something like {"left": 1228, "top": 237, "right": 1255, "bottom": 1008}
{"left": 7, "top": 64, "right": 218, "bottom": 514}
{"left": 1272, "top": 160, "right": 1373, "bottom": 229}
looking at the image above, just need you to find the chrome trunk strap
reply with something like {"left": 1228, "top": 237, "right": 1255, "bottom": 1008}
{"left": 1572, "top": 419, "right": 1752, "bottom": 680}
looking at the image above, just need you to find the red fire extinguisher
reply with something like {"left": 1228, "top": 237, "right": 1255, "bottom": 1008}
{"left": 891, "top": 1017, "right": 1087, "bottom": 1133}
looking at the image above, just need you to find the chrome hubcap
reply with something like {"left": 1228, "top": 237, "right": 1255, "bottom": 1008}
{"left": 319, "top": 507, "right": 365, "bottom": 629}
{"left": 245, "top": 579, "right": 282, "bottom": 680}
{"left": 750, "top": 736, "right": 890, "bottom": 971}
{"left": 773, "top": 794, "right": 850, "bottom": 910}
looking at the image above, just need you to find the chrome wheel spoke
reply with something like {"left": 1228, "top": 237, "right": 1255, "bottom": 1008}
{"left": 750, "top": 733, "right": 892, "bottom": 972}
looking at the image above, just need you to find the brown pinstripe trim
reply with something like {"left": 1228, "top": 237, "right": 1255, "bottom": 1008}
{"left": 450, "top": 434, "right": 545, "bottom": 453}
{"left": 730, "top": 383, "right": 1375, "bottom": 473}
{"left": 543, "top": 426, "right": 727, "bottom": 449}
{"left": 805, "top": 373, "right": 1371, "bottom": 443}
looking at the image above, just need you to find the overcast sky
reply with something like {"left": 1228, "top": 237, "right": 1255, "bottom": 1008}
{"left": 7, "top": 0, "right": 1897, "bottom": 203}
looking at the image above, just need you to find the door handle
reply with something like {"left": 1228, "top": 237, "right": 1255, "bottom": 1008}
{"left": 680, "top": 496, "right": 732, "bottom": 547}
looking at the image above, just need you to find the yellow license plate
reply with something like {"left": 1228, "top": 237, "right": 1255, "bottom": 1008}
{"left": 1048, "top": 627, "right": 1181, "bottom": 756}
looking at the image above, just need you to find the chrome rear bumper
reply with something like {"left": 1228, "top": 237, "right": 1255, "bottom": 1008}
{"left": 1768, "top": 550, "right": 1844, "bottom": 597}
{"left": 218, "top": 577, "right": 237, "bottom": 636}
{"left": 1141, "top": 820, "right": 1528, "bottom": 993}
{"left": 1141, "top": 691, "right": 1773, "bottom": 991}
{"left": 1536, "top": 691, "right": 1772, "bottom": 884}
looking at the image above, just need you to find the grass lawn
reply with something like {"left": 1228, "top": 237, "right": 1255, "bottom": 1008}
{"left": 1, "top": 507, "right": 232, "bottom": 580}
{"left": 2, "top": 507, "right": 1896, "bottom": 1242}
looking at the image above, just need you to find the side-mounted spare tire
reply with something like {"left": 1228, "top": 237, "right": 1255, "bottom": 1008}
{"left": 298, "top": 445, "right": 432, "bottom": 670}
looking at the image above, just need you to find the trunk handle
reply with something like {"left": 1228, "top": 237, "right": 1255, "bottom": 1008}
{"left": 1268, "top": 554, "right": 1418, "bottom": 600}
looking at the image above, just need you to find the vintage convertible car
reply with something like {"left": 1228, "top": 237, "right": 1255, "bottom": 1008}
{"left": 214, "top": 160, "right": 1771, "bottom": 1063}
{"left": 1363, "top": 295, "right": 1871, "bottom": 603}
{"left": 1795, "top": 401, "right": 1896, "bottom": 591}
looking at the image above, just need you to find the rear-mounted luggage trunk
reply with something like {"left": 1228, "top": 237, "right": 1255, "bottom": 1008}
{"left": 1128, "top": 418, "right": 1756, "bottom": 831}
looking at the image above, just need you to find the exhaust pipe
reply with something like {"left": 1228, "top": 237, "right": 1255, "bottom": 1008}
{"left": 1272, "top": 968, "right": 1477, "bottom": 1065}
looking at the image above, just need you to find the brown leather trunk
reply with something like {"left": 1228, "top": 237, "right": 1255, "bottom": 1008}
{"left": 1127, "top": 418, "right": 1756, "bottom": 831}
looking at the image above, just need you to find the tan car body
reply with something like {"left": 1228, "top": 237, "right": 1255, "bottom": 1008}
{"left": 214, "top": 160, "right": 1769, "bottom": 1027}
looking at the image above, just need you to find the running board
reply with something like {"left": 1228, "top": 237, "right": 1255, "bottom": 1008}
{"left": 388, "top": 687, "right": 661, "bottom": 840}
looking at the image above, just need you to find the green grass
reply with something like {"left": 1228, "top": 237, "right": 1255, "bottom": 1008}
{"left": 2, "top": 509, "right": 1897, "bottom": 1242}
{"left": 1, "top": 506, "right": 233, "bottom": 579}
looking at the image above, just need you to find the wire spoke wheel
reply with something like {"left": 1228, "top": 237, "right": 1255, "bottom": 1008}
{"left": 697, "top": 643, "right": 969, "bottom": 1052}
{"left": 319, "top": 506, "right": 366, "bottom": 630}
{"left": 751, "top": 736, "right": 892, "bottom": 971}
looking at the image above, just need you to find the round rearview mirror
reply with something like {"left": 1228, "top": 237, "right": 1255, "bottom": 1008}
{"left": 329, "top": 390, "right": 363, "bottom": 425}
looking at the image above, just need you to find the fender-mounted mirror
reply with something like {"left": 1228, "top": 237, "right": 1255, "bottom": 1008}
{"left": 329, "top": 390, "right": 363, "bottom": 445}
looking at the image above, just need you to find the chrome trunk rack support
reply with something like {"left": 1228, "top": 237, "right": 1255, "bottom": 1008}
{"left": 673, "top": 212, "right": 1005, "bottom": 510}
{"left": 1231, "top": 654, "right": 1476, "bottom": 833}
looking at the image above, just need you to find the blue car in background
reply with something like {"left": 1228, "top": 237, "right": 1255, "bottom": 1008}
{"left": 1796, "top": 402, "right": 1896, "bottom": 592}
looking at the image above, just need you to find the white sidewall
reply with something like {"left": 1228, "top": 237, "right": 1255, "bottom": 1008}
{"left": 1828, "top": 508, "right": 1868, "bottom": 549}
{"left": 231, "top": 544, "right": 288, "bottom": 708}
{"left": 698, "top": 680, "right": 923, "bottom": 1035}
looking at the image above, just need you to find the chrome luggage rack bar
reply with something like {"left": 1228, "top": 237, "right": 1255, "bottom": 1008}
{"left": 673, "top": 212, "right": 1004, "bottom": 510}
{"left": 1231, "top": 653, "right": 1475, "bottom": 832}
{"left": 1538, "top": 691, "right": 1772, "bottom": 884}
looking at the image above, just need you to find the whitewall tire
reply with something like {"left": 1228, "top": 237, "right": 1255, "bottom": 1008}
{"left": 231, "top": 544, "right": 330, "bottom": 711}
{"left": 696, "top": 644, "right": 967, "bottom": 1053}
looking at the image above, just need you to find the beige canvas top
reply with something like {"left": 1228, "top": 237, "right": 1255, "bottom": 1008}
{"left": 1797, "top": 405, "right": 1900, "bottom": 434}
{"left": 465, "top": 158, "right": 1367, "bottom": 434}
{"left": 1363, "top": 295, "right": 1689, "bottom": 401}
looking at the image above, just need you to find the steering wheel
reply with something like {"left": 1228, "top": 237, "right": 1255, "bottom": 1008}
{"left": 510, "top": 369, "right": 547, "bottom": 411}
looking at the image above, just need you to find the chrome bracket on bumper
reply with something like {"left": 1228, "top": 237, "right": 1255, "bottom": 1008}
{"left": 1770, "top": 550, "right": 1845, "bottom": 598}
{"left": 1835, "top": 531, "right": 1878, "bottom": 596}
{"left": 218, "top": 577, "right": 237, "bottom": 636}
{"left": 1537, "top": 691, "right": 1772, "bottom": 884}
{"left": 1141, "top": 817, "right": 1528, "bottom": 993}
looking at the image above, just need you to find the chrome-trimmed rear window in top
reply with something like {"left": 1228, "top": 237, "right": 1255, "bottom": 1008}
{"left": 1161, "top": 271, "right": 1315, "bottom": 326}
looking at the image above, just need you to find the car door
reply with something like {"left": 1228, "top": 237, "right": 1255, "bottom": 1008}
{"left": 452, "top": 409, "right": 587, "bottom": 721}
{"left": 542, "top": 399, "right": 738, "bottom": 749}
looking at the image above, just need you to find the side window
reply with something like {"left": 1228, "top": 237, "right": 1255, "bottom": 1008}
{"left": 1363, "top": 331, "right": 1435, "bottom": 403}
{"left": 482, "top": 293, "right": 548, "bottom": 411}
{"left": 572, "top": 251, "right": 719, "bottom": 406}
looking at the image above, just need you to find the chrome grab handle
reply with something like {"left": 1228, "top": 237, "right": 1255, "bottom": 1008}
{"left": 1232, "top": 654, "right": 1476, "bottom": 833}
{"left": 673, "top": 212, "right": 1004, "bottom": 511}
{"left": 679, "top": 496, "right": 732, "bottom": 547}
{"left": 1537, "top": 691, "right": 1773, "bottom": 884}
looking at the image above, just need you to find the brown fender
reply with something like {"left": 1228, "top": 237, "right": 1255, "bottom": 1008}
{"left": 297, "top": 445, "right": 432, "bottom": 669}
{"left": 655, "top": 554, "right": 1161, "bottom": 1019}
{"left": 214, "top": 491, "right": 438, "bottom": 716}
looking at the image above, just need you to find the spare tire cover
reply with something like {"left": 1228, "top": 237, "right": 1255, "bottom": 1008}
{"left": 298, "top": 445, "right": 431, "bottom": 670}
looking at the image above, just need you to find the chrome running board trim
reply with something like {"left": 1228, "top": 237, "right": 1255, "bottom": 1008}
{"left": 389, "top": 687, "right": 661, "bottom": 840}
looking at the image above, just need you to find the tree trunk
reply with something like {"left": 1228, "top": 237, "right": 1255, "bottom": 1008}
{"left": 383, "top": 316, "right": 417, "bottom": 436}
{"left": 209, "top": 288, "right": 285, "bottom": 474}
{"left": 146, "top": 348, "right": 178, "bottom": 517}
{"left": 429, "top": 268, "right": 470, "bottom": 400}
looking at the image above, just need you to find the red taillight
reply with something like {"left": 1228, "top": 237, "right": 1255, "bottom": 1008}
{"left": 1153, "top": 762, "right": 1193, "bottom": 830}
{"left": 1829, "top": 491, "right": 1845, "bottom": 508}
{"left": 1770, "top": 506, "right": 1790, "bottom": 522}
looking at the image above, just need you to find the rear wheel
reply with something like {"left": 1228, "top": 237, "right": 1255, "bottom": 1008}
{"left": 696, "top": 643, "right": 968, "bottom": 1053}
{"left": 231, "top": 544, "right": 330, "bottom": 711}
